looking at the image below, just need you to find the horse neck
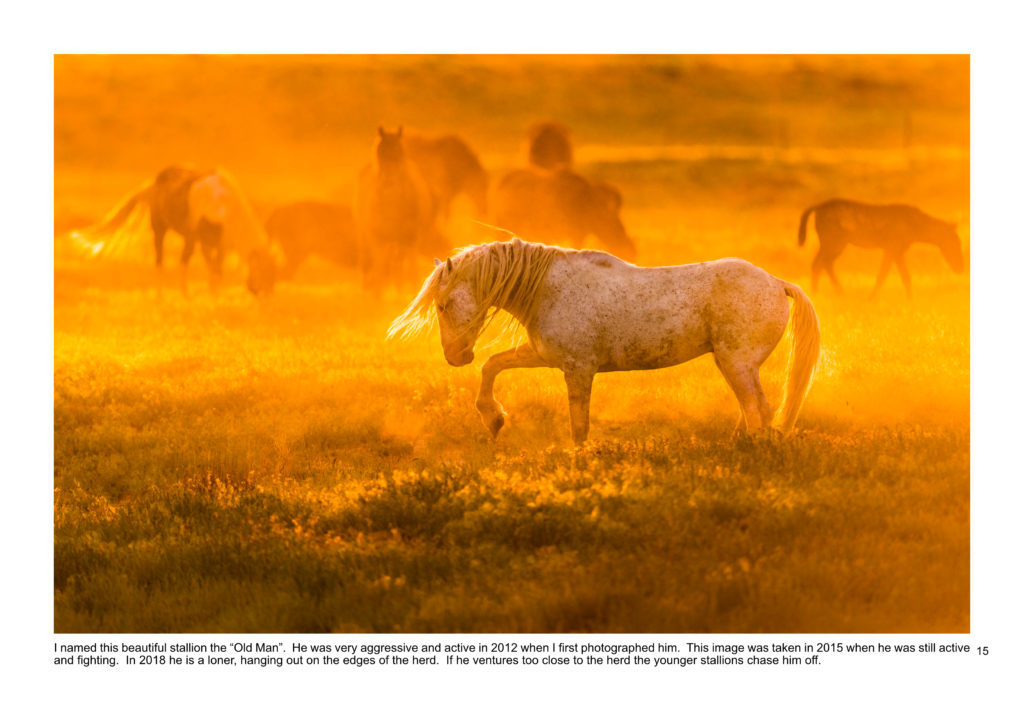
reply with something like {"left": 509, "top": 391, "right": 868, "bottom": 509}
{"left": 473, "top": 241, "right": 557, "bottom": 328}
{"left": 916, "top": 216, "right": 948, "bottom": 246}
{"left": 376, "top": 156, "right": 407, "bottom": 178}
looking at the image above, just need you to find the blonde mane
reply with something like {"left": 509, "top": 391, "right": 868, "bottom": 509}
{"left": 388, "top": 239, "right": 565, "bottom": 340}
{"left": 193, "top": 168, "right": 271, "bottom": 258}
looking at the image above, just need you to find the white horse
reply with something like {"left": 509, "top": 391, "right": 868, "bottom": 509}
{"left": 390, "top": 239, "right": 820, "bottom": 443}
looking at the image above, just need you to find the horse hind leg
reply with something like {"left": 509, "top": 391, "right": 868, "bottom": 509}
{"left": 895, "top": 253, "right": 912, "bottom": 299}
{"left": 813, "top": 234, "right": 846, "bottom": 293}
{"left": 179, "top": 234, "right": 197, "bottom": 296}
{"left": 714, "top": 355, "right": 772, "bottom": 433}
{"left": 870, "top": 252, "right": 894, "bottom": 299}
{"left": 151, "top": 220, "right": 169, "bottom": 295}
{"left": 811, "top": 249, "right": 825, "bottom": 292}
{"left": 152, "top": 220, "right": 168, "bottom": 268}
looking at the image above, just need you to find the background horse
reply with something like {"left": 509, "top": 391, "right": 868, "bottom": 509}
{"left": 798, "top": 198, "right": 964, "bottom": 298}
{"left": 265, "top": 200, "right": 357, "bottom": 279}
{"left": 492, "top": 168, "right": 637, "bottom": 260}
{"left": 390, "top": 239, "right": 819, "bottom": 443}
{"left": 404, "top": 133, "right": 489, "bottom": 222}
{"left": 88, "top": 165, "right": 277, "bottom": 295}
{"left": 354, "top": 127, "right": 442, "bottom": 288}
{"left": 527, "top": 121, "right": 573, "bottom": 170}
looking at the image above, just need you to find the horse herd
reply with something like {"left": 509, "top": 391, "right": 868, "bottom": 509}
{"left": 83, "top": 121, "right": 965, "bottom": 301}
{"left": 84, "top": 122, "right": 633, "bottom": 294}
{"left": 76, "top": 124, "right": 966, "bottom": 439}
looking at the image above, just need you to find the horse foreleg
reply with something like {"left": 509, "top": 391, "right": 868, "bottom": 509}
{"left": 196, "top": 220, "right": 224, "bottom": 292}
{"left": 476, "top": 346, "right": 546, "bottom": 438}
{"left": 564, "top": 368, "right": 596, "bottom": 444}
{"left": 870, "top": 253, "right": 894, "bottom": 299}
{"left": 895, "top": 254, "right": 912, "bottom": 299}
{"left": 715, "top": 356, "right": 771, "bottom": 433}
{"left": 200, "top": 242, "right": 220, "bottom": 292}
{"left": 179, "top": 236, "right": 196, "bottom": 296}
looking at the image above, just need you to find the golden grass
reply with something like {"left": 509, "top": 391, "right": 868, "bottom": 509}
{"left": 54, "top": 233, "right": 968, "bottom": 633}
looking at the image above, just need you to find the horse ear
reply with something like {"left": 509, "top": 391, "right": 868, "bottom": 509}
{"left": 434, "top": 257, "right": 443, "bottom": 267}
{"left": 445, "top": 258, "right": 453, "bottom": 274}
{"left": 378, "top": 126, "right": 385, "bottom": 137}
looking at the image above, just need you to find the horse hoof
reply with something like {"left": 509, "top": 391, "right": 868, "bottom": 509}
{"left": 486, "top": 414, "right": 505, "bottom": 439}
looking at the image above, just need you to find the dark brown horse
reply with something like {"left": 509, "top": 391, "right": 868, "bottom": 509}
{"left": 265, "top": 201, "right": 357, "bottom": 278}
{"left": 404, "top": 134, "right": 488, "bottom": 221}
{"left": 492, "top": 168, "right": 636, "bottom": 261}
{"left": 798, "top": 198, "right": 964, "bottom": 297}
{"left": 354, "top": 127, "right": 444, "bottom": 287}
{"left": 526, "top": 121, "right": 573, "bottom": 171}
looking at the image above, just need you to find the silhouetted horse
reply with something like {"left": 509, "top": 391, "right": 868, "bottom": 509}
{"left": 798, "top": 199, "right": 964, "bottom": 297}
{"left": 492, "top": 168, "right": 636, "bottom": 261}
{"left": 90, "top": 165, "right": 276, "bottom": 294}
{"left": 404, "top": 134, "right": 488, "bottom": 221}
{"left": 265, "top": 201, "right": 356, "bottom": 278}
{"left": 527, "top": 121, "right": 573, "bottom": 170}
{"left": 354, "top": 127, "right": 443, "bottom": 287}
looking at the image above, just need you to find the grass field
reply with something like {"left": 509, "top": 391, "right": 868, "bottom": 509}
{"left": 54, "top": 55, "right": 969, "bottom": 633}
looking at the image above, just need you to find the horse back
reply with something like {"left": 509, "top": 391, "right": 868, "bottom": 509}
{"left": 151, "top": 165, "right": 209, "bottom": 231}
{"left": 405, "top": 135, "right": 485, "bottom": 189}
{"left": 815, "top": 198, "right": 940, "bottom": 250}
{"left": 266, "top": 201, "right": 355, "bottom": 262}
{"left": 494, "top": 169, "right": 622, "bottom": 247}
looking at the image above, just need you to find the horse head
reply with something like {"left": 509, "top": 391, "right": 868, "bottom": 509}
{"left": 527, "top": 121, "right": 573, "bottom": 170}
{"left": 433, "top": 256, "right": 484, "bottom": 367}
{"left": 590, "top": 182, "right": 637, "bottom": 261}
{"left": 937, "top": 221, "right": 964, "bottom": 274}
{"left": 246, "top": 249, "right": 278, "bottom": 296}
{"left": 376, "top": 126, "right": 406, "bottom": 169}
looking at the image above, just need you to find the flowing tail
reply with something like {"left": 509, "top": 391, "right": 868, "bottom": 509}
{"left": 91, "top": 180, "right": 154, "bottom": 236}
{"left": 797, "top": 205, "right": 817, "bottom": 247}
{"left": 773, "top": 280, "right": 821, "bottom": 434}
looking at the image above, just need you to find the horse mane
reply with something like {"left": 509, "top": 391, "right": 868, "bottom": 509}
{"left": 388, "top": 238, "right": 565, "bottom": 340}
{"left": 202, "top": 168, "right": 271, "bottom": 257}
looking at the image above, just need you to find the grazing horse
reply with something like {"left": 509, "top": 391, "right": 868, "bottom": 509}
{"left": 354, "top": 127, "right": 442, "bottom": 287}
{"left": 404, "top": 134, "right": 489, "bottom": 221}
{"left": 265, "top": 201, "right": 357, "bottom": 278}
{"left": 798, "top": 198, "right": 965, "bottom": 298}
{"left": 89, "top": 165, "right": 276, "bottom": 294}
{"left": 527, "top": 121, "right": 573, "bottom": 170}
{"left": 492, "top": 168, "right": 637, "bottom": 261}
{"left": 390, "top": 239, "right": 820, "bottom": 443}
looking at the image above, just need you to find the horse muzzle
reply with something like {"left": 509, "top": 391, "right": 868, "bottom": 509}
{"left": 444, "top": 344, "right": 475, "bottom": 367}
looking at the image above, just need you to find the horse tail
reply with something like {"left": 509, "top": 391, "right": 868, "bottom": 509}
{"left": 797, "top": 204, "right": 817, "bottom": 247}
{"left": 92, "top": 180, "right": 154, "bottom": 235}
{"left": 773, "top": 280, "right": 821, "bottom": 434}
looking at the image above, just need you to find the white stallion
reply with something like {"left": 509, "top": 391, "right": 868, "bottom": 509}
{"left": 390, "top": 239, "right": 820, "bottom": 443}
